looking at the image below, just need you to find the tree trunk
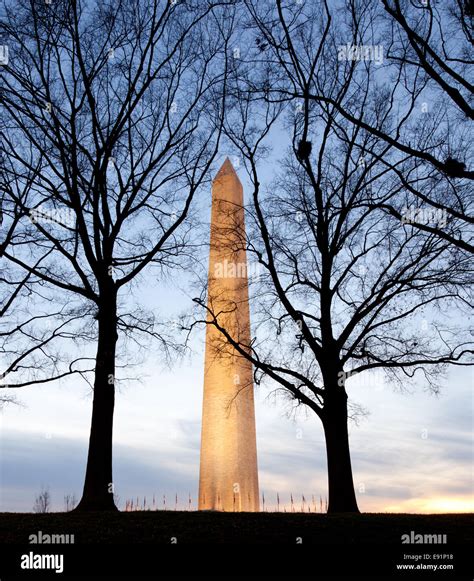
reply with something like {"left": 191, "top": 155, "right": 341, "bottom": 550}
{"left": 75, "top": 289, "right": 118, "bottom": 512}
{"left": 322, "top": 388, "right": 360, "bottom": 513}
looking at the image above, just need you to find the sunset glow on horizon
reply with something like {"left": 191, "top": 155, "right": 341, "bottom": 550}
{"left": 382, "top": 497, "right": 474, "bottom": 514}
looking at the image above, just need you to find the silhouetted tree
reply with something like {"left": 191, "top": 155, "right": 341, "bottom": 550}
{"left": 246, "top": 0, "right": 474, "bottom": 253}
{"left": 64, "top": 493, "right": 77, "bottom": 512}
{"left": 1, "top": 145, "right": 83, "bottom": 404}
{"left": 1, "top": 0, "right": 233, "bottom": 510}
{"left": 374, "top": 0, "right": 474, "bottom": 252}
{"left": 194, "top": 0, "right": 473, "bottom": 513}
{"left": 33, "top": 487, "right": 51, "bottom": 513}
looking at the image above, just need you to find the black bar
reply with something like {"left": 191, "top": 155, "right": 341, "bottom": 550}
{"left": 0, "top": 543, "right": 472, "bottom": 578}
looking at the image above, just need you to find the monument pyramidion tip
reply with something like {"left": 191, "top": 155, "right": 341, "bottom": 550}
{"left": 213, "top": 157, "right": 240, "bottom": 182}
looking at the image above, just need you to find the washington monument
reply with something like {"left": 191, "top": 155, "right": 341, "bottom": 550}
{"left": 198, "top": 158, "right": 260, "bottom": 512}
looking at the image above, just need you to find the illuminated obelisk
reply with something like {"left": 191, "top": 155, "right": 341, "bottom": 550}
{"left": 198, "top": 158, "right": 260, "bottom": 512}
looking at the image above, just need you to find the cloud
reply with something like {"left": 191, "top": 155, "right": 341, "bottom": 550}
{"left": 0, "top": 429, "right": 198, "bottom": 512}
{"left": 1, "top": 364, "right": 471, "bottom": 514}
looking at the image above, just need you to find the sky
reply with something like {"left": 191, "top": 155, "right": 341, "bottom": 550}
{"left": 1, "top": 336, "right": 472, "bottom": 513}
{"left": 1, "top": 162, "right": 472, "bottom": 514}
{"left": 1, "top": 0, "right": 472, "bottom": 518}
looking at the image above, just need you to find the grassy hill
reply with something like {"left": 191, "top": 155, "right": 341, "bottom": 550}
{"left": 0, "top": 511, "right": 472, "bottom": 544}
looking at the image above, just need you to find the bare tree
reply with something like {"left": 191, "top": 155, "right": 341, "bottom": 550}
{"left": 1, "top": 0, "right": 233, "bottom": 510}
{"left": 64, "top": 493, "right": 77, "bottom": 512}
{"left": 381, "top": 0, "right": 473, "bottom": 121}
{"left": 248, "top": 0, "right": 474, "bottom": 253}
{"left": 1, "top": 130, "right": 77, "bottom": 404}
{"left": 374, "top": 0, "right": 474, "bottom": 252}
{"left": 33, "top": 487, "right": 51, "bottom": 513}
{"left": 193, "top": 0, "right": 473, "bottom": 512}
